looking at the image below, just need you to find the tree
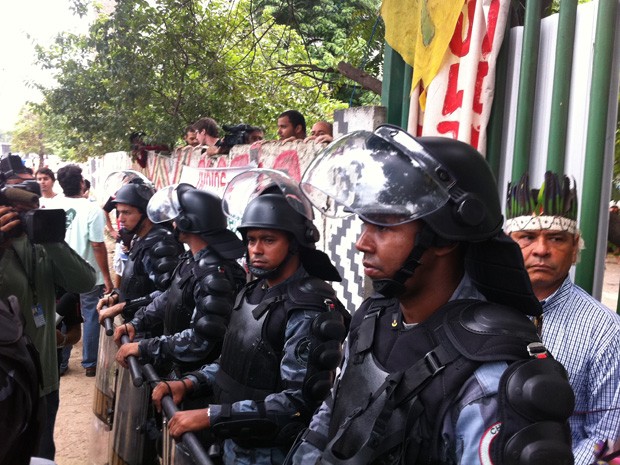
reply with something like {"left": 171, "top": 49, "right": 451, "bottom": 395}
{"left": 11, "top": 104, "right": 54, "bottom": 169}
{"left": 36, "top": 0, "right": 382, "bottom": 159}
{"left": 255, "top": 0, "right": 384, "bottom": 105}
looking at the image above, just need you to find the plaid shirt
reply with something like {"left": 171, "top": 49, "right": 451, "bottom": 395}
{"left": 540, "top": 277, "right": 620, "bottom": 465}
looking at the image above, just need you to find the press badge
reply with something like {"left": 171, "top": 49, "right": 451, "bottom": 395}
{"left": 32, "top": 303, "right": 46, "bottom": 328}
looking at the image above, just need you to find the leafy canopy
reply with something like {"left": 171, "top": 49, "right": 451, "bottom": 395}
{"left": 35, "top": 0, "right": 383, "bottom": 159}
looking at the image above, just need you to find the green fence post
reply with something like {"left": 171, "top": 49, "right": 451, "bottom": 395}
{"left": 511, "top": 0, "right": 543, "bottom": 182}
{"left": 546, "top": 0, "right": 578, "bottom": 175}
{"left": 574, "top": 0, "right": 619, "bottom": 295}
{"left": 382, "top": 43, "right": 407, "bottom": 126}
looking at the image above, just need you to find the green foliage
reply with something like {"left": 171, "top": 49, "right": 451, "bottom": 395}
{"left": 36, "top": 0, "right": 381, "bottom": 158}
{"left": 11, "top": 104, "right": 47, "bottom": 156}
{"left": 256, "top": 0, "right": 384, "bottom": 106}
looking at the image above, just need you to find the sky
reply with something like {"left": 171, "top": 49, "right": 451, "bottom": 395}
{"left": 0, "top": 0, "right": 89, "bottom": 132}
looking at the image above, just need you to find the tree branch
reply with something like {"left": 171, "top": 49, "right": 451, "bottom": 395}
{"left": 337, "top": 61, "right": 382, "bottom": 95}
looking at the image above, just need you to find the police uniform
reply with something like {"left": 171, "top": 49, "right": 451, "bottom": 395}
{"left": 185, "top": 266, "right": 348, "bottom": 465}
{"left": 130, "top": 245, "right": 246, "bottom": 373}
{"left": 119, "top": 223, "right": 182, "bottom": 322}
{"left": 290, "top": 127, "right": 575, "bottom": 465}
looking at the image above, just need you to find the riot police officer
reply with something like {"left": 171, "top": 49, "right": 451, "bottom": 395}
{"left": 97, "top": 181, "right": 183, "bottom": 323}
{"left": 151, "top": 170, "right": 349, "bottom": 465}
{"left": 114, "top": 183, "right": 246, "bottom": 375}
{"left": 290, "top": 126, "right": 575, "bottom": 464}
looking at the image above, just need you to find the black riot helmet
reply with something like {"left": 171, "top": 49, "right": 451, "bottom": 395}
{"left": 147, "top": 183, "right": 245, "bottom": 259}
{"left": 174, "top": 184, "right": 227, "bottom": 234}
{"left": 237, "top": 194, "right": 320, "bottom": 247}
{"left": 223, "top": 169, "right": 341, "bottom": 281}
{"left": 301, "top": 125, "right": 541, "bottom": 315}
{"left": 301, "top": 125, "right": 502, "bottom": 242}
{"left": 111, "top": 183, "right": 155, "bottom": 213}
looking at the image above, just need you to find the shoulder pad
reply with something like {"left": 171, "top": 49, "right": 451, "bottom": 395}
{"left": 442, "top": 299, "right": 540, "bottom": 362}
{"left": 195, "top": 250, "right": 226, "bottom": 274}
{"left": 152, "top": 241, "right": 181, "bottom": 258}
{"left": 286, "top": 277, "right": 339, "bottom": 310}
{"left": 144, "top": 225, "right": 174, "bottom": 245}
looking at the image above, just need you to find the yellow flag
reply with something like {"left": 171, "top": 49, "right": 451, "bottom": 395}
{"left": 381, "top": 0, "right": 465, "bottom": 107}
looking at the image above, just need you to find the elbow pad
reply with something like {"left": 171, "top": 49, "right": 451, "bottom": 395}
{"left": 193, "top": 269, "right": 236, "bottom": 340}
{"left": 493, "top": 356, "right": 574, "bottom": 465}
{"left": 150, "top": 238, "right": 182, "bottom": 290}
{"left": 302, "top": 304, "right": 349, "bottom": 403}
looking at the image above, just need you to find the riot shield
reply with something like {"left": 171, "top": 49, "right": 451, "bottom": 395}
{"left": 109, "top": 365, "right": 151, "bottom": 465}
{"left": 89, "top": 323, "right": 118, "bottom": 464}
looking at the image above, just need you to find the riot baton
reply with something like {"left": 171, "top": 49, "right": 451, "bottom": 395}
{"left": 99, "top": 304, "right": 114, "bottom": 336}
{"left": 103, "top": 316, "right": 114, "bottom": 336}
{"left": 142, "top": 364, "right": 214, "bottom": 465}
{"left": 120, "top": 333, "right": 144, "bottom": 387}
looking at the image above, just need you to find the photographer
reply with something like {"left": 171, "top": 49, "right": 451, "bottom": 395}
{"left": 0, "top": 153, "right": 96, "bottom": 461}
{"left": 215, "top": 124, "right": 264, "bottom": 154}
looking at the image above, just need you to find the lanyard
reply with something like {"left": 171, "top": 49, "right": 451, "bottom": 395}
{"left": 10, "top": 242, "right": 38, "bottom": 305}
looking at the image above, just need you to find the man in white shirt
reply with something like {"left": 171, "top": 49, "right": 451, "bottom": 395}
{"left": 57, "top": 164, "right": 113, "bottom": 377}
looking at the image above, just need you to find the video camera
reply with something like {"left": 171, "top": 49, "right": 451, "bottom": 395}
{"left": 216, "top": 124, "right": 256, "bottom": 153}
{"left": 0, "top": 154, "right": 66, "bottom": 243}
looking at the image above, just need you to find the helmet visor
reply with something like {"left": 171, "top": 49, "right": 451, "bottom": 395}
{"left": 147, "top": 184, "right": 182, "bottom": 223}
{"left": 301, "top": 129, "right": 451, "bottom": 226}
{"left": 104, "top": 169, "right": 153, "bottom": 194}
{"left": 222, "top": 168, "right": 314, "bottom": 222}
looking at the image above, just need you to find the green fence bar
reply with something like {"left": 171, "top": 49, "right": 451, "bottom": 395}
{"left": 401, "top": 64, "right": 413, "bottom": 130}
{"left": 546, "top": 0, "right": 578, "bottom": 174}
{"left": 574, "top": 0, "right": 619, "bottom": 295}
{"left": 382, "top": 43, "right": 408, "bottom": 126}
{"left": 487, "top": 28, "right": 511, "bottom": 179}
{"left": 511, "top": 0, "right": 543, "bottom": 182}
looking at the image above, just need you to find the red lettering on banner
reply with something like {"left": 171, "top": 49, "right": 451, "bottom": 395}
{"left": 470, "top": 126, "right": 480, "bottom": 149}
{"left": 197, "top": 170, "right": 228, "bottom": 190}
{"left": 481, "top": 0, "right": 500, "bottom": 56}
{"left": 449, "top": 0, "right": 475, "bottom": 58}
{"left": 443, "top": 63, "right": 464, "bottom": 116}
{"left": 473, "top": 61, "right": 489, "bottom": 114}
{"left": 273, "top": 151, "right": 301, "bottom": 181}
{"left": 437, "top": 121, "right": 460, "bottom": 139}
{"left": 231, "top": 154, "right": 249, "bottom": 167}
{"left": 436, "top": 122, "right": 480, "bottom": 150}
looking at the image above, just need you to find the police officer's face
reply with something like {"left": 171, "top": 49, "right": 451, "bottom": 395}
{"left": 510, "top": 229, "right": 579, "bottom": 300}
{"left": 116, "top": 203, "right": 142, "bottom": 231}
{"left": 246, "top": 228, "right": 290, "bottom": 270}
{"left": 356, "top": 220, "right": 420, "bottom": 280}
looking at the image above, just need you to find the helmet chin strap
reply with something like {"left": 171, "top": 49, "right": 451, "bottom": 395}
{"left": 122, "top": 213, "right": 147, "bottom": 235}
{"left": 372, "top": 224, "right": 437, "bottom": 298}
{"left": 248, "top": 239, "right": 299, "bottom": 281}
{"left": 249, "top": 251, "right": 295, "bottom": 280}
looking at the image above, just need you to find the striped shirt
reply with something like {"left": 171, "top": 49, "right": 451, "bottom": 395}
{"left": 541, "top": 277, "right": 620, "bottom": 465}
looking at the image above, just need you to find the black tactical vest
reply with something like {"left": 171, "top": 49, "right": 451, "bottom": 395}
{"left": 119, "top": 225, "right": 175, "bottom": 301}
{"left": 214, "top": 275, "right": 339, "bottom": 404}
{"left": 162, "top": 252, "right": 196, "bottom": 337}
{"left": 322, "top": 298, "right": 548, "bottom": 465}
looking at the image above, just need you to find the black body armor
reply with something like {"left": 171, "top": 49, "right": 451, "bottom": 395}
{"left": 209, "top": 274, "right": 349, "bottom": 448}
{"left": 318, "top": 298, "right": 573, "bottom": 465}
{"left": 162, "top": 252, "right": 196, "bottom": 337}
{"left": 119, "top": 225, "right": 182, "bottom": 319}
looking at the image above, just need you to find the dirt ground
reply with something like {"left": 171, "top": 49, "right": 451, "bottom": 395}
{"left": 53, "top": 255, "right": 620, "bottom": 465}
